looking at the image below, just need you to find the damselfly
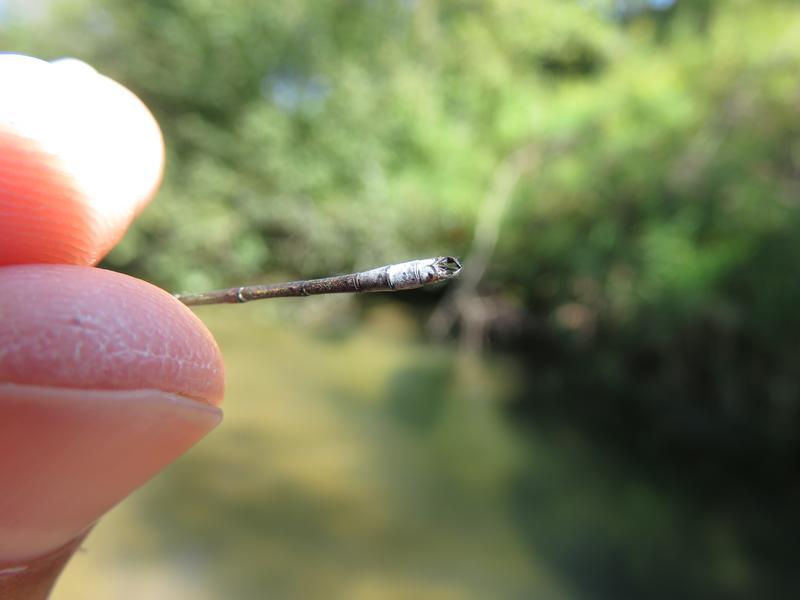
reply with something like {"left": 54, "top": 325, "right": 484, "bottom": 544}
{"left": 174, "top": 256, "right": 461, "bottom": 307}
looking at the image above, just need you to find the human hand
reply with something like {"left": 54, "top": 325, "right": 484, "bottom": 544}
{"left": 0, "top": 55, "right": 224, "bottom": 598}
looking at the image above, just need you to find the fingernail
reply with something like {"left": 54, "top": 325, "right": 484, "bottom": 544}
{"left": 0, "top": 383, "right": 221, "bottom": 562}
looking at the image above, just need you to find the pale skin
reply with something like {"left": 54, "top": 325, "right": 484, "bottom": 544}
{"left": 0, "top": 56, "right": 225, "bottom": 598}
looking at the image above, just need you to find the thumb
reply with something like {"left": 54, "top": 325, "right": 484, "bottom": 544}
{"left": 0, "top": 266, "right": 224, "bottom": 598}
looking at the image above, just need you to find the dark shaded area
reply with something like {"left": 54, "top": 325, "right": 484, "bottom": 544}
{"left": 506, "top": 230, "right": 800, "bottom": 599}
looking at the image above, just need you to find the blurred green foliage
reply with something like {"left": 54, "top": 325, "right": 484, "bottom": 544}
{"left": 5, "top": 0, "right": 800, "bottom": 598}
{"left": 6, "top": 0, "right": 799, "bottom": 318}
{"left": 6, "top": 0, "right": 800, "bottom": 353}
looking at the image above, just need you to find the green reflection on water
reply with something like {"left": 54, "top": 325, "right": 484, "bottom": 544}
{"left": 58, "top": 306, "right": 756, "bottom": 600}
{"left": 59, "top": 306, "right": 562, "bottom": 599}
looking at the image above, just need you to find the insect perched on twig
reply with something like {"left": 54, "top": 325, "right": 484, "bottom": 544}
{"left": 174, "top": 256, "right": 462, "bottom": 307}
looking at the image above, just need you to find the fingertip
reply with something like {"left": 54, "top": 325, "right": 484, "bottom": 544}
{"left": 0, "top": 264, "right": 225, "bottom": 570}
{"left": 0, "top": 54, "right": 165, "bottom": 266}
{"left": 49, "top": 58, "right": 166, "bottom": 223}
{"left": 0, "top": 264, "right": 225, "bottom": 405}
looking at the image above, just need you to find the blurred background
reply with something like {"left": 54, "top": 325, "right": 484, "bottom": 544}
{"left": 3, "top": 0, "right": 800, "bottom": 598}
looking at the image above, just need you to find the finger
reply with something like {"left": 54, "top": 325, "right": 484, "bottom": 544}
{"left": 0, "top": 54, "right": 164, "bottom": 266}
{"left": 0, "top": 265, "right": 224, "bottom": 595}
